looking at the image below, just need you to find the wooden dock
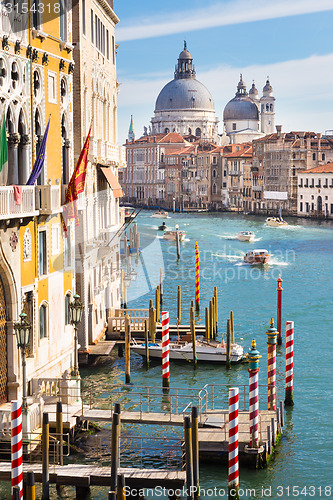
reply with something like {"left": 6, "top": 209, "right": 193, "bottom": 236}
{"left": 0, "top": 462, "right": 186, "bottom": 489}
{"left": 88, "top": 341, "right": 116, "bottom": 357}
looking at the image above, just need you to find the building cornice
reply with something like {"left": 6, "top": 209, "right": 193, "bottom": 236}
{"left": 96, "top": 0, "right": 120, "bottom": 25}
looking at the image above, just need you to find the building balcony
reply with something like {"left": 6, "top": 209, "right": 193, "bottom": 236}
{"left": 229, "top": 170, "right": 242, "bottom": 176}
{"left": 0, "top": 186, "right": 37, "bottom": 220}
{"left": 36, "top": 184, "right": 62, "bottom": 215}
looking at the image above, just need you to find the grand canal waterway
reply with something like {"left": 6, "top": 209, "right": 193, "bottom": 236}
{"left": 2, "top": 211, "right": 332, "bottom": 498}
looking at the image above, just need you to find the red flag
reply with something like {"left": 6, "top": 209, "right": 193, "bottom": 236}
{"left": 62, "top": 128, "right": 91, "bottom": 236}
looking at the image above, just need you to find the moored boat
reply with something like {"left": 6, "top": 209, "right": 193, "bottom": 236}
{"left": 236, "top": 231, "right": 255, "bottom": 242}
{"left": 151, "top": 211, "right": 169, "bottom": 218}
{"left": 244, "top": 249, "right": 270, "bottom": 264}
{"left": 266, "top": 217, "right": 288, "bottom": 227}
{"left": 131, "top": 339, "right": 244, "bottom": 364}
{"left": 124, "top": 207, "right": 136, "bottom": 223}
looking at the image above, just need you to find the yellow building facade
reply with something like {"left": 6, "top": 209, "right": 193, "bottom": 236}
{"left": 0, "top": 1, "right": 76, "bottom": 413}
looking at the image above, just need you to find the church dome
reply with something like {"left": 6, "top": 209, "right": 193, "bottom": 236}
{"left": 223, "top": 96, "right": 259, "bottom": 121}
{"left": 249, "top": 82, "right": 258, "bottom": 97}
{"left": 155, "top": 75, "right": 215, "bottom": 111}
{"left": 178, "top": 48, "right": 192, "bottom": 60}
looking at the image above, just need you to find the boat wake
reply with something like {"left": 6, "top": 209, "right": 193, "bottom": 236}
{"left": 212, "top": 252, "right": 244, "bottom": 262}
{"left": 217, "top": 234, "right": 237, "bottom": 240}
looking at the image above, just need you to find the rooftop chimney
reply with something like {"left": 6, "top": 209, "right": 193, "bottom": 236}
{"left": 276, "top": 125, "right": 282, "bottom": 137}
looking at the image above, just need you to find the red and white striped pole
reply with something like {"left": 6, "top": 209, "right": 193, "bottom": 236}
{"left": 228, "top": 387, "right": 239, "bottom": 500}
{"left": 266, "top": 318, "right": 278, "bottom": 411}
{"left": 161, "top": 311, "right": 170, "bottom": 391}
{"left": 277, "top": 275, "right": 283, "bottom": 345}
{"left": 285, "top": 321, "right": 294, "bottom": 406}
{"left": 11, "top": 400, "right": 23, "bottom": 499}
{"left": 247, "top": 340, "right": 261, "bottom": 448}
{"left": 195, "top": 242, "right": 200, "bottom": 311}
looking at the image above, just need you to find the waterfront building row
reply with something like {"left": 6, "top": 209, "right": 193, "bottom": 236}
{"left": 121, "top": 127, "right": 333, "bottom": 218}
{"left": 0, "top": 0, "right": 124, "bottom": 427}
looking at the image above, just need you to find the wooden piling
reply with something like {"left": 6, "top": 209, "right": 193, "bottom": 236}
{"left": 271, "top": 417, "right": 276, "bottom": 446}
{"left": 124, "top": 314, "right": 131, "bottom": 384}
{"left": 144, "top": 319, "right": 150, "bottom": 369}
{"left": 212, "top": 296, "right": 216, "bottom": 339}
{"left": 13, "top": 486, "right": 20, "bottom": 500}
{"left": 121, "top": 269, "right": 124, "bottom": 307}
{"left": 230, "top": 310, "right": 235, "bottom": 344}
{"left": 117, "top": 474, "right": 126, "bottom": 500}
{"left": 42, "top": 413, "right": 49, "bottom": 500}
{"left": 267, "top": 425, "right": 271, "bottom": 455}
{"left": 110, "top": 412, "right": 121, "bottom": 494}
{"left": 214, "top": 286, "right": 218, "bottom": 332}
{"left": 155, "top": 286, "right": 160, "bottom": 323}
{"left": 177, "top": 285, "right": 181, "bottom": 325}
{"left": 226, "top": 319, "right": 231, "bottom": 370}
{"left": 123, "top": 280, "right": 127, "bottom": 309}
{"left": 160, "top": 268, "right": 163, "bottom": 308}
{"left": 26, "top": 471, "right": 35, "bottom": 500}
{"left": 184, "top": 416, "right": 194, "bottom": 500}
{"left": 205, "top": 306, "right": 210, "bottom": 341}
{"left": 56, "top": 401, "right": 63, "bottom": 466}
{"left": 209, "top": 301, "right": 214, "bottom": 340}
{"left": 190, "top": 306, "right": 197, "bottom": 367}
{"left": 176, "top": 227, "right": 180, "bottom": 260}
{"left": 108, "top": 492, "right": 116, "bottom": 500}
{"left": 191, "top": 407, "right": 199, "bottom": 498}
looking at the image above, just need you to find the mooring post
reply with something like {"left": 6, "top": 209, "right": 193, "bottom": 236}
{"left": 26, "top": 471, "right": 35, "bottom": 500}
{"left": 155, "top": 286, "right": 160, "bottom": 323}
{"left": 226, "top": 319, "right": 231, "bottom": 370}
{"left": 162, "top": 311, "right": 170, "bottom": 392}
{"left": 267, "top": 425, "right": 271, "bottom": 455}
{"left": 13, "top": 486, "right": 20, "bottom": 500}
{"left": 191, "top": 407, "right": 199, "bottom": 498}
{"left": 110, "top": 412, "right": 120, "bottom": 494}
{"left": 209, "top": 301, "right": 214, "bottom": 341}
{"left": 213, "top": 286, "right": 218, "bottom": 330}
{"left": 190, "top": 306, "right": 197, "bottom": 367}
{"left": 121, "top": 268, "right": 124, "bottom": 307}
{"left": 176, "top": 224, "right": 180, "bottom": 260}
{"left": 271, "top": 417, "right": 276, "bottom": 447}
{"left": 56, "top": 401, "right": 63, "bottom": 466}
{"left": 285, "top": 321, "right": 294, "bottom": 406}
{"left": 228, "top": 388, "right": 240, "bottom": 500}
{"left": 230, "top": 310, "right": 235, "bottom": 344}
{"left": 144, "top": 319, "right": 150, "bottom": 369}
{"left": 195, "top": 242, "right": 200, "bottom": 312}
{"left": 279, "top": 401, "right": 284, "bottom": 427}
{"left": 124, "top": 314, "right": 131, "bottom": 384}
{"left": 108, "top": 492, "right": 116, "bottom": 500}
{"left": 160, "top": 267, "right": 163, "bottom": 308}
{"left": 123, "top": 279, "right": 127, "bottom": 309}
{"left": 177, "top": 285, "right": 181, "bottom": 325}
{"left": 266, "top": 318, "right": 277, "bottom": 410}
{"left": 117, "top": 474, "right": 126, "bottom": 500}
{"left": 205, "top": 306, "right": 210, "bottom": 341}
{"left": 184, "top": 416, "right": 194, "bottom": 499}
{"left": 212, "top": 296, "right": 216, "bottom": 339}
{"left": 277, "top": 275, "right": 283, "bottom": 345}
{"left": 247, "top": 340, "right": 261, "bottom": 448}
{"left": 42, "top": 412, "right": 49, "bottom": 500}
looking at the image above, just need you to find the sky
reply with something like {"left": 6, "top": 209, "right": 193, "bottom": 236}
{"left": 114, "top": 0, "right": 333, "bottom": 145}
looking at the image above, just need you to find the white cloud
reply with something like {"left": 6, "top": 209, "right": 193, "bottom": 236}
{"left": 116, "top": 0, "right": 333, "bottom": 42}
{"left": 117, "top": 53, "right": 333, "bottom": 142}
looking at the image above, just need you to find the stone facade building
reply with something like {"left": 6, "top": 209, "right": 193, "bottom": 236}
{"left": 297, "top": 164, "right": 333, "bottom": 218}
{"left": 72, "top": 0, "right": 125, "bottom": 357}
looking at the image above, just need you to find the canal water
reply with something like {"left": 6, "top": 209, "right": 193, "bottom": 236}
{"left": 2, "top": 212, "right": 332, "bottom": 498}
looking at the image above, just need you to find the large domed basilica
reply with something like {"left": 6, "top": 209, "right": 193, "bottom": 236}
{"left": 150, "top": 43, "right": 220, "bottom": 142}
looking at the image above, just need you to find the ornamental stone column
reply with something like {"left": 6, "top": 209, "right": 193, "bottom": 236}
{"left": 7, "top": 133, "right": 20, "bottom": 185}
{"left": 19, "top": 134, "right": 31, "bottom": 185}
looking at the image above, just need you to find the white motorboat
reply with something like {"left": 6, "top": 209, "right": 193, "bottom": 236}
{"left": 244, "top": 249, "right": 270, "bottom": 264}
{"left": 131, "top": 339, "right": 244, "bottom": 364}
{"left": 163, "top": 230, "right": 186, "bottom": 242}
{"left": 151, "top": 211, "right": 169, "bottom": 219}
{"left": 236, "top": 231, "right": 255, "bottom": 242}
{"left": 266, "top": 217, "right": 288, "bottom": 227}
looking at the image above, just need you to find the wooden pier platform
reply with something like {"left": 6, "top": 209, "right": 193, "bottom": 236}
{"left": 88, "top": 341, "right": 116, "bottom": 357}
{"left": 0, "top": 463, "right": 186, "bottom": 489}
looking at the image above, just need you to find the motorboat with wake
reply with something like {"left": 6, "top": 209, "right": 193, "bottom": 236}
{"left": 158, "top": 221, "right": 168, "bottom": 231}
{"left": 236, "top": 231, "right": 255, "bottom": 242}
{"left": 244, "top": 249, "right": 270, "bottom": 264}
{"left": 151, "top": 211, "right": 169, "bottom": 218}
{"left": 163, "top": 225, "right": 186, "bottom": 241}
{"left": 266, "top": 217, "right": 288, "bottom": 227}
{"left": 131, "top": 338, "right": 244, "bottom": 364}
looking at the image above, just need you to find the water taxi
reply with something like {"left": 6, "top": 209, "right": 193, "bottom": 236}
{"left": 131, "top": 339, "right": 244, "bottom": 364}
{"left": 151, "top": 211, "right": 169, "bottom": 218}
{"left": 266, "top": 217, "right": 288, "bottom": 227}
{"left": 244, "top": 249, "right": 270, "bottom": 264}
{"left": 236, "top": 231, "right": 255, "bottom": 242}
{"left": 158, "top": 222, "right": 168, "bottom": 231}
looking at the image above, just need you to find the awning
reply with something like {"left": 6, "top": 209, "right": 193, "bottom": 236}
{"left": 100, "top": 167, "right": 124, "bottom": 198}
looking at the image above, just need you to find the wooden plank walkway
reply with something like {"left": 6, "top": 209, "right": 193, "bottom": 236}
{"left": 0, "top": 463, "right": 186, "bottom": 489}
{"left": 72, "top": 408, "right": 185, "bottom": 426}
{"left": 88, "top": 341, "right": 116, "bottom": 357}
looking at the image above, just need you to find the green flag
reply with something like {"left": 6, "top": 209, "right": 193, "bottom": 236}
{"left": 0, "top": 116, "right": 8, "bottom": 173}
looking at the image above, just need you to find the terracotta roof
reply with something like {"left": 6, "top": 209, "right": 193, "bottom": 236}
{"left": 157, "top": 132, "right": 187, "bottom": 144}
{"left": 224, "top": 146, "right": 253, "bottom": 158}
{"left": 299, "top": 163, "right": 333, "bottom": 174}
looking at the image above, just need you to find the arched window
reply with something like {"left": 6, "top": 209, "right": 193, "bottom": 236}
{"left": 65, "top": 292, "right": 72, "bottom": 325}
{"left": 62, "top": 114, "right": 70, "bottom": 184}
{"left": 39, "top": 303, "right": 48, "bottom": 339}
{"left": 266, "top": 104, "right": 269, "bottom": 111}
{"left": 164, "top": 128, "right": 169, "bottom": 134}
{"left": 195, "top": 128, "right": 201, "bottom": 138}
{"left": 188, "top": 128, "right": 192, "bottom": 135}
{"left": 213, "top": 170, "right": 216, "bottom": 178}
{"left": 270, "top": 104, "right": 273, "bottom": 111}
{"left": 213, "top": 184, "right": 217, "bottom": 194}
